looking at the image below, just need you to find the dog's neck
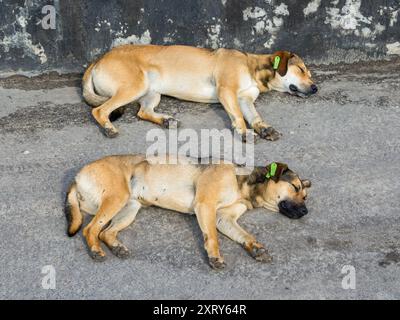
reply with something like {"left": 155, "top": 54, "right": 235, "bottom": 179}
{"left": 246, "top": 53, "right": 275, "bottom": 92}
{"left": 236, "top": 174, "right": 265, "bottom": 209}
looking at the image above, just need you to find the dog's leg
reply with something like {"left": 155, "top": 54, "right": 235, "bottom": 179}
{"left": 216, "top": 202, "right": 273, "bottom": 263}
{"left": 217, "top": 87, "right": 249, "bottom": 141}
{"left": 92, "top": 83, "right": 147, "bottom": 138}
{"left": 194, "top": 202, "right": 225, "bottom": 270}
{"left": 238, "top": 96, "right": 281, "bottom": 141}
{"left": 137, "top": 92, "right": 179, "bottom": 129}
{"left": 99, "top": 199, "right": 141, "bottom": 259}
{"left": 83, "top": 192, "right": 130, "bottom": 261}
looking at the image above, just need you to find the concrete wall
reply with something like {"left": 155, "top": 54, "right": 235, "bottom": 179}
{"left": 1, "top": 0, "right": 399, "bottom": 73}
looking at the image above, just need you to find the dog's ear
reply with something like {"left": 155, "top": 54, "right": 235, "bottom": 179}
{"left": 247, "top": 162, "right": 289, "bottom": 185}
{"left": 302, "top": 179, "right": 312, "bottom": 188}
{"left": 247, "top": 167, "right": 268, "bottom": 185}
{"left": 271, "top": 51, "right": 293, "bottom": 77}
{"left": 265, "top": 162, "right": 288, "bottom": 183}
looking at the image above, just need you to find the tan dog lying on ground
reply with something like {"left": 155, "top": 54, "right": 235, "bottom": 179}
{"left": 82, "top": 45, "right": 317, "bottom": 141}
{"left": 66, "top": 155, "right": 311, "bottom": 269}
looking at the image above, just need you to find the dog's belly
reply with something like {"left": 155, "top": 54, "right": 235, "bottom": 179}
{"left": 163, "top": 84, "right": 219, "bottom": 103}
{"left": 149, "top": 186, "right": 196, "bottom": 214}
{"left": 150, "top": 72, "right": 219, "bottom": 103}
{"left": 131, "top": 177, "right": 196, "bottom": 214}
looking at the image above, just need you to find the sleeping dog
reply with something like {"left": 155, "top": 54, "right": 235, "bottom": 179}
{"left": 82, "top": 45, "right": 317, "bottom": 141}
{"left": 66, "top": 155, "right": 311, "bottom": 269}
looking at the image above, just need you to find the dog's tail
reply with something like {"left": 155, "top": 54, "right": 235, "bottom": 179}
{"left": 82, "top": 62, "right": 109, "bottom": 107}
{"left": 65, "top": 181, "right": 83, "bottom": 237}
{"left": 82, "top": 61, "right": 126, "bottom": 121}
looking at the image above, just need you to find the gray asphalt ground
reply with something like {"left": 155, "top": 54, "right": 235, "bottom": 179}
{"left": 0, "top": 60, "right": 399, "bottom": 299}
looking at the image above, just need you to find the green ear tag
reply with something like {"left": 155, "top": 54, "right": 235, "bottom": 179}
{"left": 273, "top": 56, "right": 280, "bottom": 70}
{"left": 266, "top": 162, "right": 277, "bottom": 179}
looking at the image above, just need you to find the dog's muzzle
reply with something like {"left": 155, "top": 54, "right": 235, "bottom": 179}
{"left": 310, "top": 84, "right": 318, "bottom": 94}
{"left": 289, "top": 84, "right": 318, "bottom": 96}
{"left": 278, "top": 200, "right": 308, "bottom": 219}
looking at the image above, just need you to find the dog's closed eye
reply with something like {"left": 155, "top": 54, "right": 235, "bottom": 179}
{"left": 298, "top": 66, "right": 305, "bottom": 73}
{"left": 291, "top": 183, "right": 300, "bottom": 192}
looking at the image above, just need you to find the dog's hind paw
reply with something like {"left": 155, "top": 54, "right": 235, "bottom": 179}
{"left": 111, "top": 244, "right": 131, "bottom": 259}
{"left": 162, "top": 117, "right": 180, "bottom": 129}
{"left": 259, "top": 126, "right": 281, "bottom": 141}
{"left": 103, "top": 123, "right": 119, "bottom": 138}
{"left": 209, "top": 257, "right": 226, "bottom": 270}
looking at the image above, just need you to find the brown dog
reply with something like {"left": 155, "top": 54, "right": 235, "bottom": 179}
{"left": 82, "top": 45, "right": 317, "bottom": 141}
{"left": 66, "top": 155, "right": 311, "bottom": 269}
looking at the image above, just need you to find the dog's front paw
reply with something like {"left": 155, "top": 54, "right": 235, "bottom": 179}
{"left": 259, "top": 126, "right": 281, "bottom": 141}
{"left": 231, "top": 119, "right": 248, "bottom": 139}
{"left": 209, "top": 257, "right": 226, "bottom": 270}
{"left": 235, "top": 129, "right": 258, "bottom": 143}
{"left": 251, "top": 247, "right": 273, "bottom": 263}
{"left": 162, "top": 117, "right": 180, "bottom": 129}
{"left": 111, "top": 244, "right": 131, "bottom": 259}
{"left": 89, "top": 249, "right": 107, "bottom": 262}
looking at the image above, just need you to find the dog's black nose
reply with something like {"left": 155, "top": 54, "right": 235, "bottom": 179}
{"left": 299, "top": 206, "right": 308, "bottom": 216}
{"left": 310, "top": 84, "right": 318, "bottom": 94}
{"left": 289, "top": 84, "right": 298, "bottom": 92}
{"left": 280, "top": 200, "right": 289, "bottom": 210}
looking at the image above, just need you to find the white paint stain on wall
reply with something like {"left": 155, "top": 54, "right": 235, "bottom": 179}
{"left": 325, "top": 0, "right": 372, "bottom": 31}
{"left": 0, "top": 6, "right": 47, "bottom": 64}
{"left": 274, "top": 3, "right": 289, "bottom": 16}
{"left": 233, "top": 37, "right": 243, "bottom": 48}
{"left": 324, "top": 0, "right": 386, "bottom": 39}
{"left": 303, "top": 0, "right": 321, "bottom": 16}
{"left": 95, "top": 20, "right": 130, "bottom": 38}
{"left": 386, "top": 42, "right": 400, "bottom": 55}
{"left": 206, "top": 23, "right": 222, "bottom": 49}
{"left": 112, "top": 30, "right": 152, "bottom": 47}
{"left": 253, "top": 20, "right": 266, "bottom": 34}
{"left": 365, "top": 42, "right": 377, "bottom": 48}
{"left": 360, "top": 23, "right": 385, "bottom": 40}
{"left": 263, "top": 36, "right": 276, "bottom": 49}
{"left": 163, "top": 36, "right": 174, "bottom": 43}
{"left": 243, "top": 7, "right": 266, "bottom": 21}
{"left": 390, "top": 9, "right": 399, "bottom": 27}
{"left": 242, "top": 3, "right": 289, "bottom": 49}
{"left": 379, "top": 6, "right": 400, "bottom": 27}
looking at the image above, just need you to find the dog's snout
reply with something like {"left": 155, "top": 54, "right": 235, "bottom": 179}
{"left": 289, "top": 84, "right": 298, "bottom": 92}
{"left": 310, "top": 84, "right": 318, "bottom": 94}
{"left": 278, "top": 201, "right": 308, "bottom": 219}
{"left": 299, "top": 205, "right": 308, "bottom": 216}
{"left": 280, "top": 200, "right": 289, "bottom": 210}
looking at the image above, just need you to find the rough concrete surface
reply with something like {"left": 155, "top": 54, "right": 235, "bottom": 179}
{"left": 0, "top": 60, "right": 399, "bottom": 299}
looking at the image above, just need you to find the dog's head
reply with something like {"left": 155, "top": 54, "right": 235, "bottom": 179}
{"left": 247, "top": 162, "right": 311, "bottom": 219}
{"left": 267, "top": 51, "right": 317, "bottom": 97}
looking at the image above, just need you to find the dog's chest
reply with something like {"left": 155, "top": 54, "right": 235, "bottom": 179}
{"left": 238, "top": 76, "right": 260, "bottom": 101}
